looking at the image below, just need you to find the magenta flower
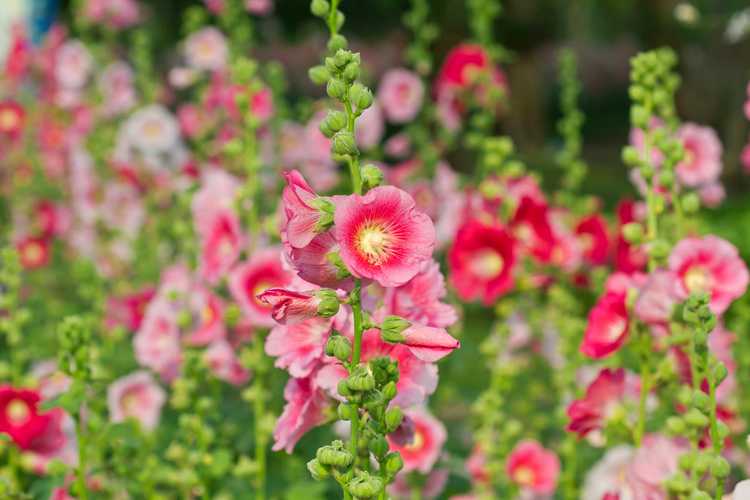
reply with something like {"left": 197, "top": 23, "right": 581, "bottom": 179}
{"left": 580, "top": 291, "right": 629, "bottom": 359}
{"left": 229, "top": 248, "right": 294, "bottom": 327}
{"left": 272, "top": 375, "right": 329, "bottom": 453}
{"left": 378, "top": 68, "right": 425, "bottom": 124}
{"left": 282, "top": 170, "right": 328, "bottom": 249}
{"left": 387, "top": 408, "right": 446, "bottom": 473}
{"left": 505, "top": 440, "right": 560, "bottom": 495}
{"left": 284, "top": 231, "right": 352, "bottom": 290}
{"left": 185, "top": 288, "right": 225, "bottom": 345}
{"left": 566, "top": 368, "right": 626, "bottom": 438}
{"left": 382, "top": 260, "right": 458, "bottom": 328}
{"left": 257, "top": 288, "right": 323, "bottom": 325}
{"left": 676, "top": 123, "right": 722, "bottom": 188}
{"left": 334, "top": 186, "right": 436, "bottom": 287}
{"left": 668, "top": 235, "right": 749, "bottom": 314}
{"left": 107, "top": 371, "right": 166, "bottom": 431}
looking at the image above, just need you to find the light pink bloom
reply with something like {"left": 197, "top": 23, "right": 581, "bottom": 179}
{"left": 733, "top": 480, "right": 750, "bottom": 499}
{"left": 184, "top": 27, "right": 228, "bottom": 72}
{"left": 387, "top": 408, "right": 446, "bottom": 473}
{"left": 399, "top": 325, "right": 459, "bottom": 363}
{"left": 186, "top": 288, "right": 225, "bottom": 345}
{"left": 245, "top": 0, "right": 273, "bottom": 15}
{"left": 229, "top": 248, "right": 294, "bottom": 327}
{"left": 133, "top": 299, "right": 182, "bottom": 382}
{"left": 582, "top": 446, "right": 634, "bottom": 500}
{"left": 123, "top": 105, "right": 181, "bottom": 155}
{"left": 107, "top": 371, "right": 166, "bottom": 430}
{"left": 98, "top": 61, "right": 136, "bottom": 116}
{"left": 699, "top": 182, "right": 725, "bottom": 208}
{"left": 382, "top": 260, "right": 458, "bottom": 328}
{"left": 83, "top": 0, "right": 140, "bottom": 28}
{"left": 334, "top": 186, "right": 436, "bottom": 287}
{"left": 169, "top": 67, "right": 198, "bottom": 89}
{"left": 355, "top": 102, "right": 385, "bottom": 150}
{"left": 384, "top": 133, "right": 412, "bottom": 158}
{"left": 204, "top": 340, "right": 249, "bottom": 385}
{"left": 258, "top": 289, "right": 322, "bottom": 325}
{"left": 627, "top": 435, "right": 685, "bottom": 499}
{"left": 55, "top": 40, "right": 92, "bottom": 89}
{"left": 273, "top": 375, "right": 329, "bottom": 453}
{"left": 634, "top": 270, "right": 679, "bottom": 326}
{"left": 676, "top": 123, "right": 722, "bottom": 187}
{"left": 506, "top": 440, "right": 560, "bottom": 495}
{"left": 378, "top": 68, "right": 424, "bottom": 124}
{"left": 203, "top": 0, "right": 225, "bottom": 14}
{"left": 266, "top": 317, "right": 334, "bottom": 378}
{"left": 282, "top": 170, "right": 327, "bottom": 249}
{"left": 284, "top": 232, "right": 352, "bottom": 290}
{"left": 669, "top": 235, "right": 749, "bottom": 314}
{"left": 30, "top": 361, "right": 72, "bottom": 401}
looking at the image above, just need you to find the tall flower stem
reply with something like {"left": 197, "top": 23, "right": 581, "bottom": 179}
{"left": 75, "top": 409, "right": 89, "bottom": 500}
{"left": 349, "top": 280, "right": 364, "bottom": 462}
{"left": 708, "top": 375, "right": 724, "bottom": 500}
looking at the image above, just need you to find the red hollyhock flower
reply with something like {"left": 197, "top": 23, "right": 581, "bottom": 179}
{"left": 510, "top": 196, "right": 557, "bottom": 263}
{"left": 448, "top": 219, "right": 516, "bottom": 305}
{"left": 614, "top": 199, "right": 647, "bottom": 274}
{"left": 105, "top": 286, "right": 156, "bottom": 332}
{"left": 506, "top": 440, "right": 560, "bottom": 494}
{"left": 435, "top": 44, "right": 506, "bottom": 96}
{"left": 575, "top": 214, "right": 610, "bottom": 266}
{"left": 334, "top": 186, "right": 436, "bottom": 287}
{"left": 580, "top": 291, "right": 629, "bottom": 359}
{"left": 0, "top": 100, "right": 25, "bottom": 139}
{"left": 17, "top": 236, "right": 51, "bottom": 270}
{"left": 566, "top": 368, "right": 625, "bottom": 437}
{"left": 0, "top": 386, "right": 57, "bottom": 451}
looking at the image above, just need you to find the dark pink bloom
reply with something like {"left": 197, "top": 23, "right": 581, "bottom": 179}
{"left": 257, "top": 288, "right": 321, "bottom": 325}
{"left": 435, "top": 44, "right": 506, "bottom": 97}
{"left": 676, "top": 123, "right": 722, "bottom": 188}
{"left": 387, "top": 408, "right": 446, "bottom": 473}
{"left": 580, "top": 291, "right": 629, "bottom": 359}
{"left": 378, "top": 68, "right": 425, "bottom": 124}
{"left": 105, "top": 286, "right": 156, "bottom": 332}
{"left": 0, "top": 386, "right": 62, "bottom": 451}
{"left": 266, "top": 317, "right": 334, "bottom": 377}
{"left": 567, "top": 368, "right": 626, "bottom": 437}
{"left": 448, "top": 220, "right": 516, "bottom": 305}
{"left": 400, "top": 325, "right": 460, "bottom": 363}
{"left": 204, "top": 340, "right": 250, "bottom": 386}
{"left": 511, "top": 196, "right": 557, "bottom": 263}
{"left": 107, "top": 371, "right": 166, "bottom": 431}
{"left": 668, "top": 235, "right": 749, "bottom": 314}
{"left": 334, "top": 186, "right": 436, "bottom": 287}
{"left": 0, "top": 100, "right": 25, "bottom": 139}
{"left": 17, "top": 236, "right": 50, "bottom": 270}
{"left": 229, "top": 248, "right": 294, "bottom": 327}
{"left": 272, "top": 376, "right": 329, "bottom": 453}
{"left": 185, "top": 288, "right": 225, "bottom": 345}
{"left": 382, "top": 260, "right": 457, "bottom": 328}
{"left": 466, "top": 446, "right": 490, "bottom": 485}
{"left": 282, "top": 170, "right": 328, "bottom": 249}
{"left": 614, "top": 200, "right": 648, "bottom": 274}
{"left": 575, "top": 214, "right": 610, "bottom": 266}
{"left": 506, "top": 440, "right": 560, "bottom": 494}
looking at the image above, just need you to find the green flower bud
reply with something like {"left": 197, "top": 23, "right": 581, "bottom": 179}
{"left": 382, "top": 381, "right": 397, "bottom": 401}
{"left": 332, "top": 131, "right": 358, "bottom": 156}
{"left": 224, "top": 138, "right": 243, "bottom": 156}
{"left": 327, "top": 34, "right": 348, "bottom": 52}
{"left": 383, "top": 452, "right": 404, "bottom": 476}
{"left": 694, "top": 452, "right": 712, "bottom": 475}
{"left": 319, "top": 120, "right": 335, "bottom": 139}
{"left": 649, "top": 239, "right": 670, "bottom": 260}
{"left": 384, "top": 407, "right": 403, "bottom": 432}
{"left": 666, "top": 416, "right": 686, "bottom": 435}
{"left": 631, "top": 105, "right": 650, "bottom": 129}
{"left": 337, "top": 379, "right": 353, "bottom": 398}
{"left": 684, "top": 408, "right": 709, "bottom": 428}
{"left": 326, "top": 78, "right": 347, "bottom": 100}
{"left": 678, "top": 450, "right": 696, "bottom": 471}
{"left": 622, "top": 222, "right": 643, "bottom": 244}
{"left": 368, "top": 436, "right": 389, "bottom": 459}
{"left": 681, "top": 193, "right": 700, "bottom": 214}
{"left": 347, "top": 472, "right": 383, "bottom": 499}
{"left": 307, "top": 458, "right": 330, "bottom": 480}
{"left": 665, "top": 472, "right": 691, "bottom": 493}
{"left": 343, "top": 62, "right": 360, "bottom": 82}
{"left": 333, "top": 49, "right": 351, "bottom": 69}
{"left": 323, "top": 110, "right": 347, "bottom": 134}
{"left": 689, "top": 491, "right": 711, "bottom": 500}
{"left": 622, "top": 146, "right": 640, "bottom": 166}
{"left": 380, "top": 316, "right": 411, "bottom": 343}
{"left": 338, "top": 403, "right": 356, "bottom": 421}
{"left": 361, "top": 164, "right": 384, "bottom": 191}
{"left": 349, "top": 83, "right": 373, "bottom": 110}
{"left": 347, "top": 365, "right": 376, "bottom": 392}
{"left": 710, "top": 456, "right": 730, "bottom": 478}
{"left": 692, "top": 390, "right": 711, "bottom": 412}
{"left": 315, "top": 289, "right": 340, "bottom": 318}
{"left": 310, "top": 0, "right": 329, "bottom": 17}
{"left": 713, "top": 361, "right": 728, "bottom": 384}
{"left": 658, "top": 170, "right": 674, "bottom": 188}
{"left": 325, "top": 335, "right": 351, "bottom": 362}
{"left": 317, "top": 441, "right": 354, "bottom": 468}
{"left": 325, "top": 251, "right": 352, "bottom": 280}
{"left": 309, "top": 65, "right": 330, "bottom": 86}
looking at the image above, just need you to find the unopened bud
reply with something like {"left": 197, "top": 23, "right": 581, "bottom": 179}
{"left": 310, "top": 0, "right": 329, "bottom": 17}
{"left": 384, "top": 407, "right": 403, "bottom": 432}
{"left": 349, "top": 83, "right": 373, "bottom": 110}
{"left": 332, "top": 131, "right": 358, "bottom": 156}
{"left": 380, "top": 316, "right": 410, "bottom": 343}
{"left": 308, "top": 65, "right": 330, "bottom": 86}
{"left": 315, "top": 289, "right": 340, "bottom": 318}
{"left": 361, "top": 164, "right": 384, "bottom": 191}
{"left": 306, "top": 458, "right": 329, "bottom": 480}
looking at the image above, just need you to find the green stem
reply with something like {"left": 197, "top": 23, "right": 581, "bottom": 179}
{"left": 410, "top": 484, "right": 422, "bottom": 500}
{"left": 75, "top": 410, "right": 89, "bottom": 500}
{"left": 349, "top": 280, "right": 364, "bottom": 463}
{"left": 708, "top": 375, "right": 724, "bottom": 500}
{"left": 253, "top": 332, "right": 267, "bottom": 500}
{"left": 634, "top": 328, "right": 651, "bottom": 447}
{"left": 344, "top": 100, "right": 362, "bottom": 195}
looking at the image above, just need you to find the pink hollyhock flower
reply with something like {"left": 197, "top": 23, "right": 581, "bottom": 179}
{"left": 4, "top": 25, "right": 30, "bottom": 86}
{"left": 169, "top": 67, "right": 198, "bottom": 89}
{"left": 250, "top": 87, "right": 274, "bottom": 123}
{"left": 629, "top": 118, "right": 665, "bottom": 170}
{"left": 511, "top": 196, "right": 557, "bottom": 263}
{"left": 389, "top": 468, "right": 448, "bottom": 499}
{"left": 84, "top": 0, "right": 140, "bottom": 29}
{"left": 581, "top": 446, "right": 634, "bottom": 500}
{"left": 575, "top": 214, "right": 610, "bottom": 266}
{"left": 614, "top": 199, "right": 648, "bottom": 274}
{"left": 55, "top": 40, "right": 92, "bottom": 89}
{"left": 382, "top": 260, "right": 458, "bottom": 328}
{"left": 245, "top": 0, "right": 273, "bottom": 15}
{"left": 668, "top": 235, "right": 749, "bottom": 314}
{"left": 98, "top": 61, "right": 136, "bottom": 116}
{"left": 709, "top": 324, "right": 737, "bottom": 403}
{"left": 387, "top": 408, "right": 446, "bottom": 473}
{"left": 0, "top": 387, "right": 64, "bottom": 452}
{"left": 334, "top": 186, "right": 436, "bottom": 287}
{"left": 273, "top": 375, "right": 329, "bottom": 453}
{"left": 34, "top": 200, "right": 69, "bottom": 238}
{"left": 506, "top": 440, "right": 560, "bottom": 495}
{"left": 448, "top": 219, "right": 516, "bottom": 305}
{"left": 355, "top": 102, "right": 385, "bottom": 150}
{"left": 466, "top": 446, "right": 490, "bottom": 485}
{"left": 627, "top": 435, "right": 685, "bottom": 499}
{"left": 185, "top": 288, "right": 225, "bottom": 345}
{"left": 378, "top": 68, "right": 425, "bottom": 124}
{"left": 133, "top": 299, "right": 182, "bottom": 382}
{"left": 284, "top": 231, "right": 352, "bottom": 290}
{"left": 107, "top": 371, "right": 166, "bottom": 431}
{"left": 257, "top": 289, "right": 325, "bottom": 325}
{"left": 699, "top": 182, "right": 725, "bottom": 208}
{"left": 567, "top": 368, "right": 626, "bottom": 438}
{"left": 30, "top": 361, "right": 71, "bottom": 400}
{"left": 398, "top": 324, "right": 460, "bottom": 363}
{"left": 203, "top": 0, "right": 225, "bottom": 13}
{"left": 385, "top": 133, "right": 412, "bottom": 158}
{"left": 0, "top": 100, "right": 25, "bottom": 139}
{"left": 51, "top": 488, "right": 75, "bottom": 500}
{"left": 204, "top": 340, "right": 250, "bottom": 385}
{"left": 634, "top": 270, "right": 679, "bottom": 326}
{"left": 229, "top": 248, "right": 294, "bottom": 327}
{"left": 580, "top": 291, "right": 629, "bottom": 359}
{"left": 281, "top": 170, "right": 329, "bottom": 249}
{"left": 184, "top": 27, "right": 228, "bottom": 72}
{"left": 435, "top": 43, "right": 506, "bottom": 97}
{"left": 105, "top": 286, "right": 156, "bottom": 332}
{"left": 123, "top": 105, "right": 181, "bottom": 155}
{"left": 676, "top": 123, "right": 722, "bottom": 188}
{"left": 266, "top": 317, "right": 334, "bottom": 377}
{"left": 16, "top": 237, "right": 50, "bottom": 270}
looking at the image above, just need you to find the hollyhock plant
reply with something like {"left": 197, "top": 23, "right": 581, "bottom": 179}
{"left": 83, "top": 0, "right": 141, "bottom": 29}
{"left": 448, "top": 219, "right": 516, "bottom": 305}
{"left": 378, "top": 68, "right": 425, "bottom": 124}
{"left": 668, "top": 235, "right": 749, "bottom": 314}
{"left": 272, "top": 375, "right": 329, "bottom": 453}
{"left": 133, "top": 299, "right": 182, "bottom": 382}
{"left": 675, "top": 123, "right": 723, "bottom": 188}
{"left": 54, "top": 40, "right": 93, "bottom": 90}
{"left": 281, "top": 169, "right": 332, "bottom": 250}
{"left": 574, "top": 214, "right": 610, "bottom": 266}
{"left": 386, "top": 408, "right": 446, "bottom": 473}
{"left": 580, "top": 290, "right": 630, "bottom": 359}
{"left": 107, "top": 371, "right": 166, "bottom": 431}
{"left": 257, "top": 288, "right": 340, "bottom": 325}
{"left": 265, "top": 317, "right": 336, "bottom": 378}
{"left": 0, "top": 386, "right": 61, "bottom": 451}
{"left": 505, "top": 440, "right": 560, "bottom": 495}
{"left": 16, "top": 237, "right": 51, "bottom": 270}
{"left": 184, "top": 27, "right": 229, "bottom": 72}
{"left": 435, "top": 43, "right": 506, "bottom": 98}
{"left": 567, "top": 368, "right": 630, "bottom": 438}
{"left": 334, "top": 186, "right": 436, "bottom": 287}
{"left": 204, "top": 340, "right": 250, "bottom": 385}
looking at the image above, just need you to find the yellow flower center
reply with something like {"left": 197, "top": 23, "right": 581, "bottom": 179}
{"left": 23, "top": 242, "right": 43, "bottom": 264}
{"left": 684, "top": 266, "right": 710, "bottom": 294}
{"left": 201, "top": 305, "right": 215, "bottom": 325}
{"left": 469, "top": 249, "right": 504, "bottom": 279}
{"left": 6, "top": 399, "right": 31, "bottom": 425}
{"left": 0, "top": 109, "right": 18, "bottom": 131}
{"left": 122, "top": 391, "right": 140, "bottom": 414}
{"left": 605, "top": 318, "right": 627, "bottom": 342}
{"left": 142, "top": 120, "right": 163, "bottom": 138}
{"left": 356, "top": 221, "right": 395, "bottom": 265}
{"left": 513, "top": 466, "right": 535, "bottom": 486}
{"left": 405, "top": 430, "right": 424, "bottom": 451}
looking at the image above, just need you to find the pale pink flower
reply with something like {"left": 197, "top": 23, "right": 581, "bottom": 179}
{"left": 30, "top": 361, "right": 71, "bottom": 401}
{"left": 378, "top": 68, "right": 425, "bottom": 124}
{"left": 334, "top": 186, "right": 436, "bottom": 287}
{"left": 506, "top": 440, "right": 560, "bottom": 495}
{"left": 669, "top": 235, "right": 749, "bottom": 314}
{"left": 55, "top": 40, "right": 92, "bottom": 89}
{"left": 185, "top": 288, "right": 225, "bottom": 345}
{"left": 83, "top": 0, "right": 140, "bottom": 29}
{"left": 98, "top": 61, "right": 136, "bottom": 116}
{"left": 634, "top": 270, "right": 680, "bottom": 326}
{"left": 627, "top": 435, "right": 685, "bottom": 499}
{"left": 382, "top": 260, "right": 458, "bottom": 328}
{"left": 184, "top": 27, "right": 228, "bottom": 72}
{"left": 582, "top": 446, "right": 634, "bottom": 500}
{"left": 123, "top": 105, "right": 181, "bottom": 155}
{"left": 169, "top": 67, "right": 198, "bottom": 89}
{"left": 273, "top": 375, "right": 329, "bottom": 453}
{"left": 387, "top": 408, "right": 446, "bottom": 473}
{"left": 699, "top": 182, "right": 725, "bottom": 208}
{"left": 733, "top": 480, "right": 750, "bottom": 499}
{"left": 229, "top": 248, "right": 294, "bottom": 327}
{"left": 245, "top": 0, "right": 273, "bottom": 15}
{"left": 676, "top": 123, "right": 722, "bottom": 188}
{"left": 203, "top": 0, "right": 225, "bottom": 14}
{"left": 204, "top": 340, "right": 249, "bottom": 385}
{"left": 384, "top": 133, "right": 412, "bottom": 158}
{"left": 133, "top": 299, "right": 182, "bottom": 382}
{"left": 266, "top": 317, "right": 334, "bottom": 378}
{"left": 355, "top": 102, "right": 385, "bottom": 150}
{"left": 107, "top": 371, "right": 166, "bottom": 430}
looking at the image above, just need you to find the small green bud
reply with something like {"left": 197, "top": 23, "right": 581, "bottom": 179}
{"left": 380, "top": 315, "right": 411, "bottom": 343}
{"left": 368, "top": 436, "right": 389, "bottom": 459}
{"left": 224, "top": 304, "right": 242, "bottom": 327}
{"left": 361, "top": 164, "right": 384, "bottom": 191}
{"left": 310, "top": 0, "right": 329, "bottom": 17}
{"left": 343, "top": 62, "right": 360, "bottom": 82}
{"left": 223, "top": 139, "right": 243, "bottom": 156}
{"left": 332, "top": 131, "right": 358, "bottom": 156}
{"left": 684, "top": 408, "right": 709, "bottom": 428}
{"left": 349, "top": 83, "right": 373, "bottom": 110}
{"left": 327, "top": 34, "right": 348, "bottom": 52}
{"left": 315, "top": 289, "right": 340, "bottom": 318}
{"left": 306, "top": 458, "right": 330, "bottom": 480}
{"left": 382, "top": 381, "right": 397, "bottom": 400}
{"left": 323, "top": 110, "right": 347, "bottom": 133}
{"left": 337, "top": 379, "right": 353, "bottom": 398}
{"left": 337, "top": 403, "right": 355, "bottom": 421}
{"left": 348, "top": 472, "right": 383, "bottom": 499}
{"left": 666, "top": 416, "right": 686, "bottom": 435}
{"left": 333, "top": 49, "right": 351, "bottom": 69}
{"left": 326, "top": 78, "right": 347, "bottom": 100}
{"left": 631, "top": 105, "right": 649, "bottom": 129}
{"left": 317, "top": 441, "right": 354, "bottom": 468}
{"left": 712, "top": 361, "right": 728, "bottom": 384}
{"left": 347, "top": 365, "right": 376, "bottom": 392}
{"left": 649, "top": 239, "right": 670, "bottom": 260}
{"left": 308, "top": 65, "right": 330, "bottom": 86}
{"left": 325, "top": 335, "right": 351, "bottom": 362}
{"left": 710, "top": 456, "right": 730, "bottom": 478}
{"left": 383, "top": 452, "right": 404, "bottom": 476}
{"left": 384, "top": 407, "right": 403, "bottom": 432}
{"left": 689, "top": 490, "right": 711, "bottom": 500}
{"left": 622, "top": 222, "right": 643, "bottom": 244}
{"left": 692, "top": 390, "right": 711, "bottom": 412}
{"left": 681, "top": 193, "right": 700, "bottom": 214}
{"left": 678, "top": 450, "right": 696, "bottom": 471}
{"left": 622, "top": 146, "right": 640, "bottom": 166}
{"left": 693, "top": 452, "right": 711, "bottom": 474}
